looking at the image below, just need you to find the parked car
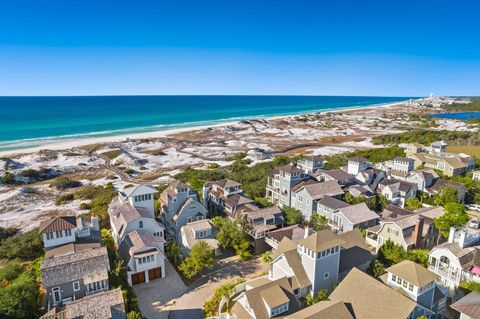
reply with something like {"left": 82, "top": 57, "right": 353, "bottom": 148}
{"left": 469, "top": 218, "right": 480, "bottom": 229}
{"left": 466, "top": 204, "right": 480, "bottom": 212}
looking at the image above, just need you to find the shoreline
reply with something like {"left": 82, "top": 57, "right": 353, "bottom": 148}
{"left": 0, "top": 100, "right": 409, "bottom": 157}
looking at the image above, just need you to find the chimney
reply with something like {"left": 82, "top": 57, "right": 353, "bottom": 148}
{"left": 304, "top": 225, "right": 309, "bottom": 239}
{"left": 448, "top": 227, "right": 457, "bottom": 243}
{"left": 459, "top": 231, "right": 467, "bottom": 249}
{"left": 91, "top": 214, "right": 100, "bottom": 231}
{"left": 413, "top": 215, "right": 424, "bottom": 248}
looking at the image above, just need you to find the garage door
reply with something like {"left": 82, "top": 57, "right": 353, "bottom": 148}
{"left": 148, "top": 267, "right": 162, "bottom": 281}
{"left": 131, "top": 271, "right": 146, "bottom": 285}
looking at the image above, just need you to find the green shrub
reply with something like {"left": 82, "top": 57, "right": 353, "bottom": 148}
{"left": 101, "top": 149, "right": 122, "bottom": 159}
{"left": 2, "top": 172, "right": 15, "bottom": 185}
{"left": 0, "top": 229, "right": 44, "bottom": 261}
{"left": 79, "top": 203, "right": 92, "bottom": 210}
{"left": 55, "top": 193, "right": 74, "bottom": 205}
{"left": 0, "top": 267, "right": 39, "bottom": 319}
{"left": 0, "top": 261, "right": 23, "bottom": 283}
{"left": 50, "top": 177, "right": 82, "bottom": 190}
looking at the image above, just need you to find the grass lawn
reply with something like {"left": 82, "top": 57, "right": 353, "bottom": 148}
{"left": 446, "top": 145, "right": 480, "bottom": 157}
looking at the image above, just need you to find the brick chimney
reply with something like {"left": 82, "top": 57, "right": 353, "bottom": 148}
{"left": 413, "top": 215, "right": 424, "bottom": 248}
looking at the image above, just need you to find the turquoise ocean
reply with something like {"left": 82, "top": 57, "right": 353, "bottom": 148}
{"left": 0, "top": 96, "right": 413, "bottom": 152}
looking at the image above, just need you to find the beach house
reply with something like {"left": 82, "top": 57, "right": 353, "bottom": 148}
{"left": 41, "top": 245, "right": 110, "bottom": 309}
{"left": 159, "top": 180, "right": 207, "bottom": 240}
{"left": 428, "top": 226, "right": 480, "bottom": 294}
{"left": 377, "top": 178, "right": 417, "bottom": 208}
{"left": 202, "top": 179, "right": 254, "bottom": 218}
{"left": 179, "top": 219, "right": 221, "bottom": 256}
{"left": 290, "top": 180, "right": 344, "bottom": 221}
{"left": 365, "top": 205, "right": 442, "bottom": 252}
{"left": 108, "top": 185, "right": 167, "bottom": 285}
{"left": 266, "top": 163, "right": 310, "bottom": 207}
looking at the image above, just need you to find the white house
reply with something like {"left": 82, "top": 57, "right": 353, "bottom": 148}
{"left": 118, "top": 230, "right": 166, "bottom": 285}
{"left": 108, "top": 185, "right": 167, "bottom": 286}
{"left": 347, "top": 156, "right": 371, "bottom": 175}
{"left": 118, "top": 184, "right": 158, "bottom": 218}
{"left": 472, "top": 170, "right": 480, "bottom": 182}
{"left": 428, "top": 226, "right": 480, "bottom": 294}
{"left": 39, "top": 215, "right": 101, "bottom": 250}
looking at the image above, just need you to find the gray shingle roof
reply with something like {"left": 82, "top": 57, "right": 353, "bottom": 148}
{"left": 41, "top": 288, "right": 126, "bottom": 319}
{"left": 300, "top": 181, "right": 344, "bottom": 200}
{"left": 41, "top": 246, "right": 109, "bottom": 288}
{"left": 338, "top": 203, "right": 379, "bottom": 225}
{"left": 318, "top": 196, "right": 350, "bottom": 210}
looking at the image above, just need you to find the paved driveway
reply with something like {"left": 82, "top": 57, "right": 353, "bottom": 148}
{"left": 134, "top": 260, "right": 187, "bottom": 319}
{"left": 169, "top": 256, "right": 269, "bottom": 319}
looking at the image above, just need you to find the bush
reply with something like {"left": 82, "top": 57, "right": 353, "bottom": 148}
{"left": 282, "top": 206, "right": 303, "bottom": 226}
{"left": 211, "top": 217, "right": 251, "bottom": 258}
{"left": 101, "top": 149, "right": 122, "bottom": 159}
{"left": 179, "top": 241, "right": 216, "bottom": 279}
{"left": 0, "top": 267, "right": 39, "bottom": 319}
{"left": 79, "top": 203, "right": 92, "bottom": 210}
{"left": 203, "top": 278, "right": 246, "bottom": 317}
{"left": 50, "top": 177, "right": 82, "bottom": 190}
{"left": 0, "top": 227, "right": 18, "bottom": 241}
{"left": 0, "top": 229, "right": 44, "bottom": 261}
{"left": 55, "top": 193, "right": 74, "bottom": 205}
{"left": 2, "top": 172, "right": 15, "bottom": 185}
{"left": 74, "top": 184, "right": 116, "bottom": 228}
{"left": 0, "top": 261, "right": 23, "bottom": 284}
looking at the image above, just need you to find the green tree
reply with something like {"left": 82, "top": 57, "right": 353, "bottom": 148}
{"left": 261, "top": 251, "right": 272, "bottom": 263}
{"left": 282, "top": 206, "right": 303, "bottom": 225}
{"left": 304, "top": 289, "right": 329, "bottom": 306}
{"left": 0, "top": 229, "right": 44, "bottom": 261}
{"left": 179, "top": 241, "right": 216, "bottom": 279}
{"left": 377, "top": 240, "right": 406, "bottom": 267}
{"left": 434, "top": 203, "right": 469, "bottom": 238}
{"left": 127, "top": 311, "right": 143, "bottom": 319}
{"left": 166, "top": 242, "right": 182, "bottom": 266}
{"left": 211, "top": 217, "right": 251, "bottom": 258}
{"left": 308, "top": 214, "right": 328, "bottom": 231}
{"left": 0, "top": 268, "right": 39, "bottom": 319}
{"left": 434, "top": 186, "right": 460, "bottom": 205}
{"left": 368, "top": 259, "right": 386, "bottom": 278}
{"left": 460, "top": 281, "right": 480, "bottom": 293}
{"left": 405, "top": 198, "right": 422, "bottom": 210}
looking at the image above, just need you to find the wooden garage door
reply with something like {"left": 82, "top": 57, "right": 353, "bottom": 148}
{"left": 148, "top": 267, "right": 162, "bottom": 281}
{"left": 131, "top": 271, "right": 146, "bottom": 285}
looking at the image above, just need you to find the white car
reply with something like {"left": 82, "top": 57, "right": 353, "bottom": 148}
{"left": 469, "top": 218, "right": 480, "bottom": 229}
{"left": 466, "top": 204, "right": 480, "bottom": 212}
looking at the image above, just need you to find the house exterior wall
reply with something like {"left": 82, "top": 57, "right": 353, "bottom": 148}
{"left": 375, "top": 223, "right": 408, "bottom": 251}
{"left": 43, "top": 229, "right": 76, "bottom": 249}
{"left": 126, "top": 249, "right": 166, "bottom": 286}
{"left": 172, "top": 200, "right": 206, "bottom": 235}
{"left": 291, "top": 188, "right": 315, "bottom": 221}
{"left": 299, "top": 245, "right": 339, "bottom": 294}
{"left": 122, "top": 218, "right": 164, "bottom": 249}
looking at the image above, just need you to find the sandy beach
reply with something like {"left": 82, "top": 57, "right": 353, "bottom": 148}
{"left": 0, "top": 100, "right": 406, "bottom": 157}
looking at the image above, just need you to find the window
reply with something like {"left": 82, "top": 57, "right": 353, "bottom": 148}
{"left": 397, "top": 277, "right": 402, "bottom": 284}
{"left": 139, "top": 220, "right": 144, "bottom": 228}
{"left": 67, "top": 229, "right": 72, "bottom": 236}
{"left": 58, "top": 230, "right": 63, "bottom": 238}
{"left": 408, "top": 283, "right": 413, "bottom": 291}
{"left": 324, "top": 272, "right": 329, "bottom": 279}
{"left": 392, "top": 275, "right": 397, "bottom": 282}
{"left": 73, "top": 281, "right": 80, "bottom": 291}
{"left": 403, "top": 280, "right": 408, "bottom": 288}
{"left": 52, "top": 287, "right": 61, "bottom": 304}
{"left": 197, "top": 216, "right": 204, "bottom": 221}
{"left": 187, "top": 217, "right": 192, "bottom": 223}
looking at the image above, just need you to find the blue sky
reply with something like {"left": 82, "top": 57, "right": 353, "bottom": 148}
{"left": 0, "top": 0, "right": 479, "bottom": 96}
